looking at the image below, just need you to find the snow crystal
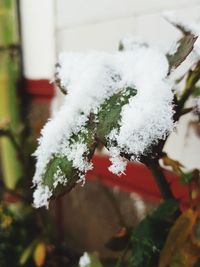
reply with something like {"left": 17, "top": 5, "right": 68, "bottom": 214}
{"left": 60, "top": 141, "right": 93, "bottom": 172}
{"left": 33, "top": 46, "right": 174, "bottom": 208}
{"left": 79, "top": 252, "right": 91, "bottom": 267}
{"left": 108, "top": 147, "right": 127, "bottom": 175}
{"left": 53, "top": 166, "right": 68, "bottom": 188}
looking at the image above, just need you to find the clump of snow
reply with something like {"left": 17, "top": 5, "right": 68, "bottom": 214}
{"left": 79, "top": 252, "right": 91, "bottom": 267}
{"left": 163, "top": 11, "right": 200, "bottom": 58}
{"left": 33, "top": 185, "right": 52, "bottom": 209}
{"left": 108, "top": 147, "right": 127, "bottom": 175}
{"left": 107, "top": 48, "right": 174, "bottom": 159}
{"left": 33, "top": 46, "right": 174, "bottom": 208}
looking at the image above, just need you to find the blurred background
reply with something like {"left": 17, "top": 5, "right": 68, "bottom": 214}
{"left": 0, "top": 0, "right": 200, "bottom": 266}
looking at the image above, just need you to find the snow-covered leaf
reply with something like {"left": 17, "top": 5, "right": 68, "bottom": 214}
{"left": 97, "top": 87, "right": 137, "bottom": 145}
{"left": 167, "top": 34, "right": 197, "bottom": 71}
{"left": 33, "top": 47, "right": 174, "bottom": 208}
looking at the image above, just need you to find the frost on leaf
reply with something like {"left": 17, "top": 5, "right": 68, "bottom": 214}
{"left": 33, "top": 45, "right": 181, "bottom": 208}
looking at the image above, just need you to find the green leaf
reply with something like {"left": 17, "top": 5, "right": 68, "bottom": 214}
{"left": 19, "top": 240, "right": 37, "bottom": 265}
{"left": 97, "top": 87, "right": 137, "bottom": 145}
{"left": 129, "top": 200, "right": 179, "bottom": 267}
{"left": 180, "top": 172, "right": 194, "bottom": 184}
{"left": 41, "top": 87, "right": 137, "bottom": 200}
{"left": 42, "top": 156, "right": 79, "bottom": 195}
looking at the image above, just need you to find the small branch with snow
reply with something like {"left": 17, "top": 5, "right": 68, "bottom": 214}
{"left": 32, "top": 16, "right": 200, "bottom": 208}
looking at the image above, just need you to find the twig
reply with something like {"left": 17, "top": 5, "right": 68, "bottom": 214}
{"left": 145, "top": 160, "right": 174, "bottom": 200}
{"left": 176, "top": 62, "right": 200, "bottom": 117}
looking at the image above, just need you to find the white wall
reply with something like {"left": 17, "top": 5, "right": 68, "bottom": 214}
{"left": 20, "top": 0, "right": 56, "bottom": 79}
{"left": 54, "top": 0, "right": 200, "bottom": 169}
{"left": 55, "top": 0, "right": 200, "bottom": 52}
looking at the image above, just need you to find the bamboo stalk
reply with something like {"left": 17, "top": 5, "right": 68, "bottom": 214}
{"left": 0, "top": 0, "right": 22, "bottom": 189}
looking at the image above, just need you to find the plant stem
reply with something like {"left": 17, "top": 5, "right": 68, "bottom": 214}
{"left": 177, "top": 62, "right": 200, "bottom": 114}
{"left": 146, "top": 160, "right": 174, "bottom": 200}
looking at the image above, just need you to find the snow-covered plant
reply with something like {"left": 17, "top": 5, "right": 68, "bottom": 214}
{"left": 33, "top": 16, "right": 199, "bottom": 209}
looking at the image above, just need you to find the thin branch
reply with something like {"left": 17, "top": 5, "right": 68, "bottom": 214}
{"left": 177, "top": 62, "right": 200, "bottom": 113}
{"left": 180, "top": 107, "right": 194, "bottom": 116}
{"left": 145, "top": 159, "right": 174, "bottom": 200}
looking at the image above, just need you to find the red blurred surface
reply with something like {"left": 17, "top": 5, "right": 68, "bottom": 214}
{"left": 25, "top": 79, "right": 55, "bottom": 102}
{"left": 87, "top": 155, "right": 189, "bottom": 208}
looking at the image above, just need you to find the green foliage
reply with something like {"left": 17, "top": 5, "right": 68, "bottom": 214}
{"left": 129, "top": 200, "right": 179, "bottom": 267}
{"left": 0, "top": 204, "right": 38, "bottom": 267}
{"left": 97, "top": 87, "right": 137, "bottom": 144}
{"left": 180, "top": 172, "right": 194, "bottom": 184}
{"left": 43, "top": 156, "right": 80, "bottom": 195}
{"left": 42, "top": 120, "right": 97, "bottom": 194}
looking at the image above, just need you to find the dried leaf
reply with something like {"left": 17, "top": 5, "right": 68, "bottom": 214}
{"left": 162, "top": 154, "right": 184, "bottom": 174}
{"left": 159, "top": 209, "right": 198, "bottom": 267}
{"left": 33, "top": 242, "right": 46, "bottom": 267}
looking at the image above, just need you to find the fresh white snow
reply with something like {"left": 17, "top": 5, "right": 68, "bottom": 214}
{"left": 79, "top": 252, "right": 91, "bottom": 267}
{"left": 33, "top": 45, "right": 175, "bottom": 208}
